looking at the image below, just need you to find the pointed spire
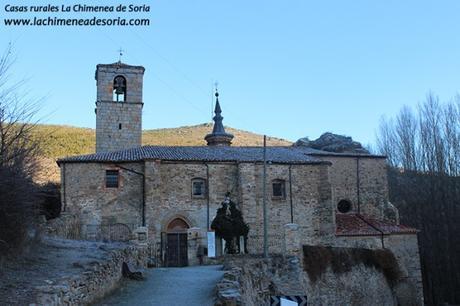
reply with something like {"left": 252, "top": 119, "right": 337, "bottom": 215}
{"left": 205, "top": 90, "right": 234, "bottom": 146}
{"left": 214, "top": 94, "right": 222, "bottom": 114}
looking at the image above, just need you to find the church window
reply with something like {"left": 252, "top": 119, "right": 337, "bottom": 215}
{"left": 272, "top": 179, "right": 286, "bottom": 199}
{"left": 337, "top": 199, "right": 352, "bottom": 213}
{"left": 106, "top": 170, "right": 119, "bottom": 188}
{"left": 113, "top": 75, "right": 126, "bottom": 102}
{"left": 192, "top": 178, "right": 206, "bottom": 198}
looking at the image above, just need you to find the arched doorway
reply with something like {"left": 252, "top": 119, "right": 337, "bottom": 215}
{"left": 165, "top": 217, "right": 189, "bottom": 267}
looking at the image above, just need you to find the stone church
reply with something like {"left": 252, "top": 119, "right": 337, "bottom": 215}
{"left": 57, "top": 61, "right": 422, "bottom": 300}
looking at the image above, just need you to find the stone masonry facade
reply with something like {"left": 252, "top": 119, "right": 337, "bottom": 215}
{"left": 62, "top": 161, "right": 336, "bottom": 251}
{"left": 61, "top": 156, "right": 401, "bottom": 254}
{"left": 95, "top": 63, "right": 144, "bottom": 153}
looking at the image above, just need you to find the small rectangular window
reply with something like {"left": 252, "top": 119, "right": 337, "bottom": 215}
{"left": 272, "top": 180, "right": 286, "bottom": 199}
{"left": 106, "top": 170, "right": 119, "bottom": 188}
{"left": 192, "top": 179, "right": 206, "bottom": 198}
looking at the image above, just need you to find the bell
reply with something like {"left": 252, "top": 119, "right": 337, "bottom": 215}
{"left": 115, "top": 86, "right": 125, "bottom": 95}
{"left": 114, "top": 76, "right": 126, "bottom": 93}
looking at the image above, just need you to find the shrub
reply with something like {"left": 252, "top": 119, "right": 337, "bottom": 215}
{"left": 38, "top": 182, "right": 61, "bottom": 220}
{"left": 0, "top": 166, "right": 39, "bottom": 255}
{"left": 302, "top": 245, "right": 402, "bottom": 286}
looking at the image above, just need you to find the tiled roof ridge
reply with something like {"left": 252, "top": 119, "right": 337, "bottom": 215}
{"left": 361, "top": 213, "right": 418, "bottom": 234}
{"left": 56, "top": 144, "right": 388, "bottom": 165}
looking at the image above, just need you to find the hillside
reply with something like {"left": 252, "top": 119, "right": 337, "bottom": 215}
{"left": 31, "top": 123, "right": 292, "bottom": 183}
{"left": 143, "top": 123, "right": 292, "bottom": 148}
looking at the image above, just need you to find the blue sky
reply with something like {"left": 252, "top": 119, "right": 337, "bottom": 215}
{"left": 1, "top": 0, "right": 460, "bottom": 145}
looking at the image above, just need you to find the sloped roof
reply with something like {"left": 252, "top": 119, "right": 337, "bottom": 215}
{"left": 336, "top": 213, "right": 418, "bottom": 236}
{"left": 297, "top": 146, "right": 386, "bottom": 158}
{"left": 57, "top": 146, "right": 328, "bottom": 165}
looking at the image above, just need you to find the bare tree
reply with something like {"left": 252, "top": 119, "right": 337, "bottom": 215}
{"left": 395, "top": 105, "right": 419, "bottom": 171}
{"left": 376, "top": 116, "right": 398, "bottom": 167}
{"left": 377, "top": 92, "right": 460, "bottom": 305}
{"left": 0, "top": 45, "right": 42, "bottom": 255}
{"left": 378, "top": 93, "right": 460, "bottom": 175}
{"left": 442, "top": 98, "right": 460, "bottom": 176}
{"left": 418, "top": 93, "right": 446, "bottom": 174}
{"left": 0, "top": 45, "right": 41, "bottom": 175}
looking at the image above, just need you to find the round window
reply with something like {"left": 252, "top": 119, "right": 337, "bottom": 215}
{"left": 337, "top": 200, "right": 352, "bottom": 213}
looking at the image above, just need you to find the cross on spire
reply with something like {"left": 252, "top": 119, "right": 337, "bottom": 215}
{"left": 117, "top": 48, "right": 124, "bottom": 62}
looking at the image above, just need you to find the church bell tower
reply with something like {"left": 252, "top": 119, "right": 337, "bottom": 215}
{"left": 95, "top": 61, "right": 145, "bottom": 153}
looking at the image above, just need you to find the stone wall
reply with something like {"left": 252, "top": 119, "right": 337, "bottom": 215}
{"left": 95, "top": 63, "right": 144, "bottom": 153}
{"left": 384, "top": 235, "right": 424, "bottom": 305}
{"left": 96, "top": 101, "right": 143, "bottom": 152}
{"left": 238, "top": 163, "right": 333, "bottom": 253}
{"left": 34, "top": 244, "right": 148, "bottom": 306}
{"left": 62, "top": 157, "right": 415, "bottom": 270}
{"left": 62, "top": 160, "right": 336, "bottom": 259}
{"left": 143, "top": 161, "right": 333, "bottom": 257}
{"left": 61, "top": 162, "right": 144, "bottom": 236}
{"left": 144, "top": 161, "right": 239, "bottom": 245}
{"left": 216, "top": 255, "right": 305, "bottom": 306}
{"left": 315, "top": 156, "right": 392, "bottom": 220}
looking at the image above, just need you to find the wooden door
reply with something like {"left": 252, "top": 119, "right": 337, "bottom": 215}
{"left": 166, "top": 233, "right": 188, "bottom": 267}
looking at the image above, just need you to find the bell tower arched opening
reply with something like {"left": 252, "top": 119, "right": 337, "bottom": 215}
{"left": 113, "top": 75, "right": 126, "bottom": 102}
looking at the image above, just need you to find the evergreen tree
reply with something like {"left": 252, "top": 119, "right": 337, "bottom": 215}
{"left": 211, "top": 192, "right": 249, "bottom": 254}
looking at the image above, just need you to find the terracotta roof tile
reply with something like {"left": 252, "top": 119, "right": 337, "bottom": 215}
{"left": 336, "top": 213, "right": 417, "bottom": 236}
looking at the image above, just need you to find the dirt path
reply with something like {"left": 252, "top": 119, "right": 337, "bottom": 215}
{"left": 97, "top": 265, "right": 224, "bottom": 306}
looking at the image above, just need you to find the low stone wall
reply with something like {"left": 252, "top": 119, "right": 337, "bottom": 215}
{"left": 215, "top": 267, "right": 243, "bottom": 306}
{"left": 34, "top": 244, "right": 148, "bottom": 305}
{"left": 216, "top": 255, "right": 305, "bottom": 306}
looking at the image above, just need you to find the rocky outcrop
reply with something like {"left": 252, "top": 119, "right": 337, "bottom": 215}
{"left": 294, "top": 132, "right": 370, "bottom": 154}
